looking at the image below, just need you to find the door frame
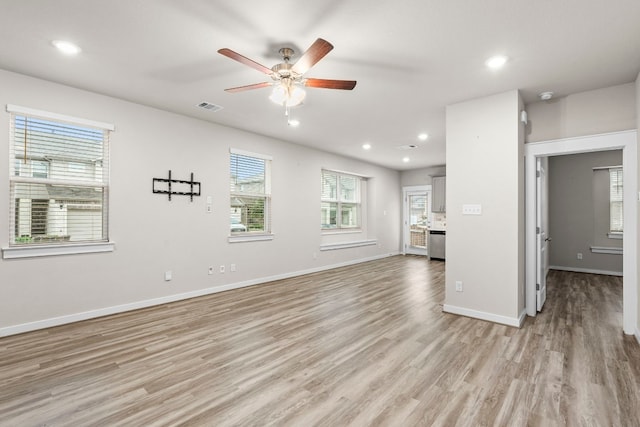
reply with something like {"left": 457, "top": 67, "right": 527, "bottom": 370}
{"left": 524, "top": 130, "right": 637, "bottom": 335}
{"left": 535, "top": 157, "right": 548, "bottom": 311}
{"left": 402, "top": 185, "right": 431, "bottom": 255}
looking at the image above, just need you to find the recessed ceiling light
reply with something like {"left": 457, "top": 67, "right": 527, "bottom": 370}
{"left": 485, "top": 55, "right": 508, "bottom": 69}
{"left": 52, "top": 40, "right": 81, "bottom": 55}
{"left": 402, "top": 157, "right": 410, "bottom": 163}
{"left": 287, "top": 119, "right": 300, "bottom": 127}
{"left": 362, "top": 143, "right": 371, "bottom": 150}
{"left": 418, "top": 133, "right": 428, "bottom": 141}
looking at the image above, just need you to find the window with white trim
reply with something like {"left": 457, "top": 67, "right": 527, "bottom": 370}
{"left": 321, "top": 170, "right": 362, "bottom": 229}
{"left": 8, "top": 106, "right": 111, "bottom": 246}
{"left": 229, "top": 149, "right": 271, "bottom": 235}
{"left": 609, "top": 167, "right": 623, "bottom": 233}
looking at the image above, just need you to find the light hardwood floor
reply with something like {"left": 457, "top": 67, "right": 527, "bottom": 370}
{"left": 1, "top": 256, "right": 639, "bottom": 426}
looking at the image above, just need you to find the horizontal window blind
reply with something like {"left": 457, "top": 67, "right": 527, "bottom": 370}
{"left": 9, "top": 111, "right": 110, "bottom": 245}
{"left": 609, "top": 167, "right": 623, "bottom": 232}
{"left": 230, "top": 151, "right": 271, "bottom": 234}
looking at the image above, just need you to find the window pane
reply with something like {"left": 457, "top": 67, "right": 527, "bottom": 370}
{"left": 230, "top": 195, "right": 267, "bottom": 233}
{"left": 321, "top": 171, "right": 337, "bottom": 200}
{"left": 340, "top": 203, "right": 359, "bottom": 228}
{"left": 339, "top": 175, "right": 359, "bottom": 202}
{"left": 321, "top": 202, "right": 337, "bottom": 228}
{"left": 610, "top": 167, "right": 623, "bottom": 232}
{"left": 11, "top": 182, "right": 104, "bottom": 244}
{"left": 230, "top": 153, "right": 265, "bottom": 194}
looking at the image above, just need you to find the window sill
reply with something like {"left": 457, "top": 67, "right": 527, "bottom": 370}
{"left": 321, "top": 229, "right": 363, "bottom": 236}
{"left": 607, "top": 232, "right": 623, "bottom": 240}
{"left": 590, "top": 246, "right": 623, "bottom": 255}
{"left": 228, "top": 233, "right": 274, "bottom": 243}
{"left": 2, "top": 241, "right": 115, "bottom": 259}
{"left": 320, "top": 239, "right": 377, "bottom": 251}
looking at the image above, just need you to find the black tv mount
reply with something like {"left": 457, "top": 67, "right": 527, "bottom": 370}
{"left": 152, "top": 170, "right": 201, "bottom": 202}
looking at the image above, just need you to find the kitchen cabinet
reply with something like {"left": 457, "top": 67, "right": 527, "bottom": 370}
{"left": 431, "top": 176, "right": 446, "bottom": 212}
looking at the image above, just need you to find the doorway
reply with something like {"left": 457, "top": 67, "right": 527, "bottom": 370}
{"left": 525, "top": 130, "right": 637, "bottom": 335}
{"left": 403, "top": 185, "right": 431, "bottom": 256}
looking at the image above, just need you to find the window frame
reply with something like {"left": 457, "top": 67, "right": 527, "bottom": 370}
{"left": 2, "top": 105, "right": 114, "bottom": 259}
{"left": 609, "top": 166, "right": 623, "bottom": 234}
{"left": 228, "top": 148, "right": 273, "bottom": 243}
{"left": 321, "top": 169, "right": 363, "bottom": 231}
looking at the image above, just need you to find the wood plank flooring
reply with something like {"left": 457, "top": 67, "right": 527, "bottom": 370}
{"left": 1, "top": 256, "right": 639, "bottom": 426}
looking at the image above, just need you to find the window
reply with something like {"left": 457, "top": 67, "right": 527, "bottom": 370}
{"left": 321, "top": 170, "right": 362, "bottom": 229}
{"left": 8, "top": 105, "right": 112, "bottom": 247}
{"left": 229, "top": 149, "right": 271, "bottom": 236}
{"left": 609, "top": 167, "right": 623, "bottom": 232}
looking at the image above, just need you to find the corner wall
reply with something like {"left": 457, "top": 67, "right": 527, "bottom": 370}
{"left": 444, "top": 90, "right": 524, "bottom": 325}
{"left": 0, "top": 69, "right": 402, "bottom": 335}
{"left": 637, "top": 72, "right": 640, "bottom": 340}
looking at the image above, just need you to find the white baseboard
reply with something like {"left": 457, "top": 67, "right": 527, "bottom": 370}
{"left": 442, "top": 304, "right": 524, "bottom": 328}
{"left": 549, "top": 265, "right": 623, "bottom": 277}
{"left": 0, "top": 252, "right": 399, "bottom": 337}
{"left": 636, "top": 328, "right": 640, "bottom": 346}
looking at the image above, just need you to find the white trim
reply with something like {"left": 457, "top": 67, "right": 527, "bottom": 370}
{"left": 321, "top": 229, "right": 363, "bottom": 236}
{"left": 320, "top": 239, "right": 377, "bottom": 251}
{"left": 321, "top": 168, "right": 371, "bottom": 179}
{"left": 608, "top": 232, "right": 623, "bottom": 240}
{"left": 549, "top": 265, "right": 623, "bottom": 277}
{"left": 229, "top": 147, "right": 273, "bottom": 161}
{"left": 228, "top": 233, "right": 274, "bottom": 243}
{"left": 2, "top": 242, "right": 115, "bottom": 259}
{"left": 442, "top": 304, "right": 524, "bottom": 328}
{"left": 6, "top": 104, "right": 115, "bottom": 131}
{"left": 525, "top": 130, "right": 637, "bottom": 335}
{"left": 635, "top": 328, "right": 640, "bottom": 346}
{"left": 592, "top": 165, "right": 623, "bottom": 170}
{"left": 590, "top": 246, "right": 623, "bottom": 255}
{"left": 0, "top": 252, "right": 398, "bottom": 337}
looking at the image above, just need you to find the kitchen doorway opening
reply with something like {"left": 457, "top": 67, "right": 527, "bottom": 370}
{"left": 403, "top": 185, "right": 431, "bottom": 256}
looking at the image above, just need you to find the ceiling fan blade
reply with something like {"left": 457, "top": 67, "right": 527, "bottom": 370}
{"left": 218, "top": 48, "right": 273, "bottom": 75}
{"left": 224, "top": 82, "right": 273, "bottom": 93}
{"left": 291, "top": 38, "right": 334, "bottom": 75}
{"left": 304, "top": 78, "right": 357, "bottom": 90}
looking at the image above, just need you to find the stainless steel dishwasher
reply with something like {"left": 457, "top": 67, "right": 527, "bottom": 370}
{"left": 428, "top": 230, "right": 446, "bottom": 260}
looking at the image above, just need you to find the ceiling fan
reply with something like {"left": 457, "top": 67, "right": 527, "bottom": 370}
{"left": 218, "top": 38, "right": 356, "bottom": 114}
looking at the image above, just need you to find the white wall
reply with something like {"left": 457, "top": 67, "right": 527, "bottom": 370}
{"left": 0, "top": 69, "right": 401, "bottom": 335}
{"left": 444, "top": 90, "right": 524, "bottom": 326}
{"left": 526, "top": 83, "right": 636, "bottom": 143}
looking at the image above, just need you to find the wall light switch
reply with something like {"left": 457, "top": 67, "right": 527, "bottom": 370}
{"left": 462, "top": 204, "right": 482, "bottom": 215}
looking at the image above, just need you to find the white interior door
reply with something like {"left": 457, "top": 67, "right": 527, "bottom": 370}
{"left": 403, "top": 186, "right": 431, "bottom": 256}
{"left": 536, "top": 157, "right": 549, "bottom": 311}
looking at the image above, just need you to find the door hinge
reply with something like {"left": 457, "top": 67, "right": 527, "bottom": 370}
{"left": 536, "top": 170, "right": 541, "bottom": 178}
{"left": 536, "top": 227, "right": 540, "bottom": 234}
{"left": 536, "top": 283, "right": 540, "bottom": 290}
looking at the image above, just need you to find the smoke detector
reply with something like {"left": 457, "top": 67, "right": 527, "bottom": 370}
{"left": 538, "top": 91, "right": 554, "bottom": 101}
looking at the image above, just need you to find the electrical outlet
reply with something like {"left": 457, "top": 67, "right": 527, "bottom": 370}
{"left": 219, "top": 265, "right": 225, "bottom": 273}
{"left": 165, "top": 271, "right": 172, "bottom": 281}
{"left": 577, "top": 253, "right": 583, "bottom": 260}
{"left": 208, "top": 266, "right": 213, "bottom": 275}
{"left": 455, "top": 281, "right": 463, "bottom": 292}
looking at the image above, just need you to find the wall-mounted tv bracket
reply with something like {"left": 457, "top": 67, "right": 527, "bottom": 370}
{"left": 153, "top": 170, "right": 201, "bottom": 201}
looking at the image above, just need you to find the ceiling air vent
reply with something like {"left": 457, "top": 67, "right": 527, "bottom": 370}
{"left": 197, "top": 102, "right": 223, "bottom": 112}
{"left": 396, "top": 144, "right": 419, "bottom": 150}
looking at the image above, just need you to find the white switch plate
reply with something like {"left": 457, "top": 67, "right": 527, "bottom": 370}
{"left": 164, "top": 270, "right": 172, "bottom": 281}
{"left": 462, "top": 204, "right": 482, "bottom": 215}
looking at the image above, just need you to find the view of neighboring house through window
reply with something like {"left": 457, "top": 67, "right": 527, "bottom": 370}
{"left": 609, "top": 167, "right": 623, "bottom": 233}
{"left": 8, "top": 108, "right": 111, "bottom": 245}
{"left": 321, "top": 170, "right": 362, "bottom": 229}
{"left": 229, "top": 149, "right": 271, "bottom": 234}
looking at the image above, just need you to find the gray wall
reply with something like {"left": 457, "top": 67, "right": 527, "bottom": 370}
{"left": 548, "top": 150, "right": 623, "bottom": 274}
{"left": 525, "top": 83, "right": 636, "bottom": 143}
{"left": 400, "top": 166, "right": 446, "bottom": 187}
{"left": 0, "top": 69, "right": 402, "bottom": 334}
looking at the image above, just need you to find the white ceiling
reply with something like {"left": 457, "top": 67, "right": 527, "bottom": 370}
{"left": 1, "top": 1, "right": 639, "bottom": 170}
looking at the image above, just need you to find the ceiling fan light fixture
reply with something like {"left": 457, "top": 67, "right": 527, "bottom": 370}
{"left": 269, "top": 82, "right": 306, "bottom": 107}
